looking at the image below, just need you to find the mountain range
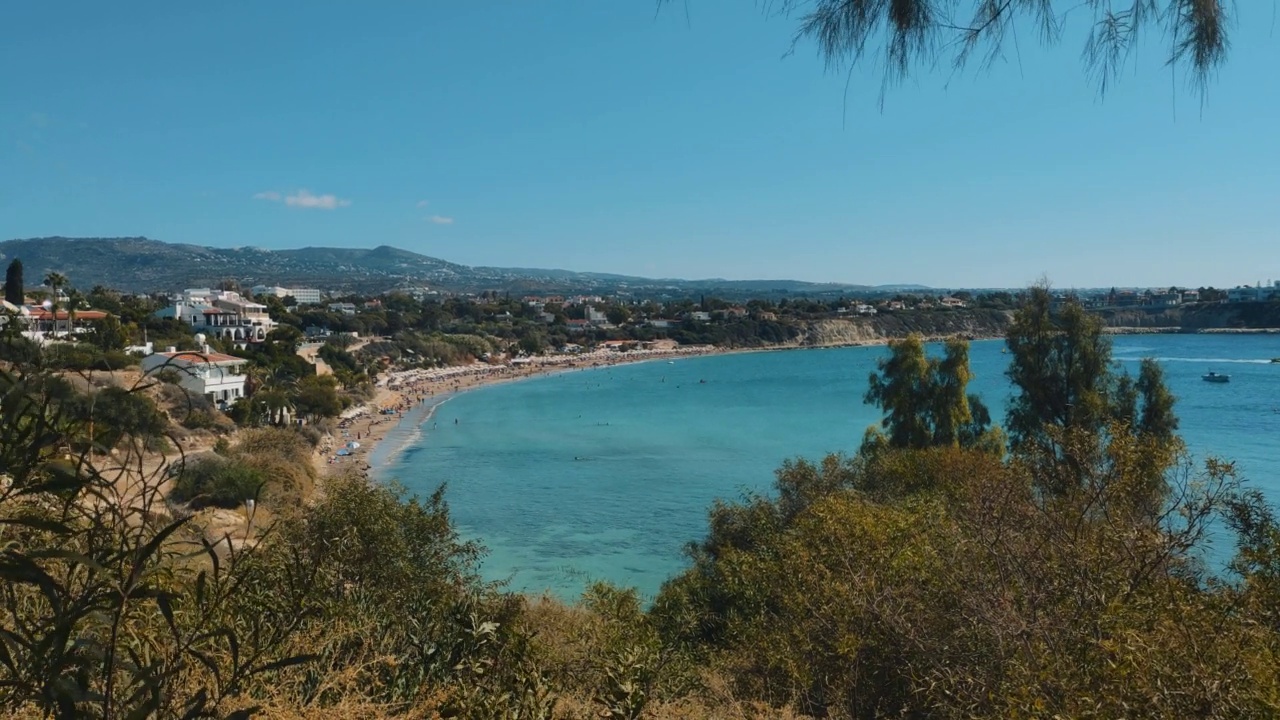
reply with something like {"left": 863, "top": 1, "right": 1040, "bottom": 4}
{"left": 0, "top": 237, "right": 930, "bottom": 298}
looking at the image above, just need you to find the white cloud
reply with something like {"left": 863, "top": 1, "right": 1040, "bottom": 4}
{"left": 416, "top": 199, "right": 430, "bottom": 208}
{"left": 285, "top": 189, "right": 351, "bottom": 209}
{"left": 428, "top": 215, "right": 454, "bottom": 225}
{"left": 254, "top": 189, "right": 351, "bottom": 209}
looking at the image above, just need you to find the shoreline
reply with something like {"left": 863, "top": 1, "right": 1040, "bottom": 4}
{"left": 318, "top": 344, "right": 726, "bottom": 479}
{"left": 317, "top": 328, "right": 1280, "bottom": 481}
{"left": 1104, "top": 326, "right": 1280, "bottom": 335}
{"left": 317, "top": 337, "right": 912, "bottom": 480}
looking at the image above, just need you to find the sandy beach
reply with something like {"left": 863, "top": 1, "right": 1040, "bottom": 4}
{"left": 315, "top": 330, "right": 1036, "bottom": 479}
{"left": 317, "top": 344, "right": 723, "bottom": 478}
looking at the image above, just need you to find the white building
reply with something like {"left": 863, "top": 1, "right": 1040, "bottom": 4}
{"left": 585, "top": 306, "right": 608, "bottom": 324}
{"left": 141, "top": 342, "right": 247, "bottom": 405}
{"left": 251, "top": 286, "right": 323, "bottom": 305}
{"left": 328, "top": 302, "right": 357, "bottom": 315}
{"left": 153, "top": 289, "right": 276, "bottom": 346}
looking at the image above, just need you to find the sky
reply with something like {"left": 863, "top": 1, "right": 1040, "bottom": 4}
{"left": 2, "top": 1, "right": 1278, "bottom": 288}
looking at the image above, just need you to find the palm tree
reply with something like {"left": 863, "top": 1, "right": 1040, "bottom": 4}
{"left": 65, "top": 289, "right": 84, "bottom": 338}
{"left": 43, "top": 271, "right": 67, "bottom": 335}
{"left": 246, "top": 366, "right": 297, "bottom": 426}
{"left": 254, "top": 389, "right": 294, "bottom": 426}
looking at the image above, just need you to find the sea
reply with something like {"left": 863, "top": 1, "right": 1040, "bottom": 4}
{"left": 371, "top": 334, "right": 1280, "bottom": 601}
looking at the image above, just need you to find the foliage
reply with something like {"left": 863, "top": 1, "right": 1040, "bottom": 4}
{"left": 87, "top": 314, "right": 129, "bottom": 352}
{"left": 676, "top": 0, "right": 1231, "bottom": 99}
{"left": 169, "top": 456, "right": 267, "bottom": 509}
{"left": 653, "top": 443, "right": 1280, "bottom": 718}
{"left": 0, "top": 365, "right": 312, "bottom": 719}
{"left": 1005, "top": 285, "right": 1180, "bottom": 502}
{"left": 863, "top": 334, "right": 996, "bottom": 453}
{"left": 4, "top": 258, "right": 22, "bottom": 305}
{"left": 291, "top": 375, "right": 344, "bottom": 420}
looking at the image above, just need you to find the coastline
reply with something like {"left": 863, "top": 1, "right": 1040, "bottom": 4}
{"left": 318, "top": 335, "right": 993, "bottom": 480}
{"left": 1104, "top": 326, "right": 1280, "bottom": 335}
{"left": 318, "top": 344, "right": 725, "bottom": 480}
{"left": 321, "top": 326, "right": 1280, "bottom": 481}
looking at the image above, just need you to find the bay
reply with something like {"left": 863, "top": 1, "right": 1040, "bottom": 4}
{"left": 377, "top": 334, "right": 1280, "bottom": 600}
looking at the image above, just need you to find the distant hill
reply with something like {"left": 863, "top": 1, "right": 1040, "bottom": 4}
{"left": 0, "top": 236, "right": 918, "bottom": 297}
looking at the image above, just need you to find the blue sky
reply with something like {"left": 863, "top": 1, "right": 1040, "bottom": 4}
{"left": 3, "top": 1, "right": 1277, "bottom": 288}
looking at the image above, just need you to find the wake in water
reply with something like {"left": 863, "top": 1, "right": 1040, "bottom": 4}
{"left": 1115, "top": 356, "right": 1276, "bottom": 365}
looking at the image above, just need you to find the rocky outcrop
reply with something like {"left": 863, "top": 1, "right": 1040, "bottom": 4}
{"left": 1098, "top": 303, "right": 1280, "bottom": 331}
{"left": 801, "top": 309, "right": 1013, "bottom": 347}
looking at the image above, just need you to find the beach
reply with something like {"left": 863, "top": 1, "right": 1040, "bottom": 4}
{"left": 315, "top": 331, "right": 1036, "bottom": 478}
{"left": 316, "top": 344, "right": 723, "bottom": 478}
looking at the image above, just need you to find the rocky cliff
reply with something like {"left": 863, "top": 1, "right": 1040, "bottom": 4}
{"left": 801, "top": 309, "right": 1014, "bottom": 347}
{"left": 1098, "top": 303, "right": 1280, "bottom": 330}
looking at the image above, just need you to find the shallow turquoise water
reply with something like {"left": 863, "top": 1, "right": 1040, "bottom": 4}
{"left": 377, "top": 335, "right": 1280, "bottom": 600}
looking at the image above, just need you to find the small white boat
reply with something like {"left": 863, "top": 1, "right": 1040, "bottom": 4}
{"left": 1202, "top": 372, "right": 1230, "bottom": 383}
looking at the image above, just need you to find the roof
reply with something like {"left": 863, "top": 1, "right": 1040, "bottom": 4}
{"left": 201, "top": 308, "right": 234, "bottom": 314}
{"left": 26, "top": 308, "right": 109, "bottom": 321}
{"left": 152, "top": 351, "right": 244, "bottom": 365}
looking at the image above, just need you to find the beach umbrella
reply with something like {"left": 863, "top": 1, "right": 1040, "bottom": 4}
{"left": 336, "top": 449, "right": 350, "bottom": 456}
{"left": 347, "top": 441, "right": 361, "bottom": 449}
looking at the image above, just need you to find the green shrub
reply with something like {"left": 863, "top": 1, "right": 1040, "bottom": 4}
{"left": 180, "top": 410, "right": 220, "bottom": 430}
{"left": 170, "top": 457, "right": 265, "bottom": 509}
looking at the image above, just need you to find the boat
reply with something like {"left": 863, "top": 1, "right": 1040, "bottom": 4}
{"left": 1271, "top": 358, "right": 1280, "bottom": 364}
{"left": 1202, "top": 372, "right": 1230, "bottom": 383}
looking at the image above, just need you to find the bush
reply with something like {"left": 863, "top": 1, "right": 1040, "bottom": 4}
{"left": 170, "top": 457, "right": 266, "bottom": 509}
{"left": 181, "top": 410, "right": 220, "bottom": 430}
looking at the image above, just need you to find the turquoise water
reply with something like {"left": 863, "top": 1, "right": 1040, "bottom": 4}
{"left": 377, "top": 335, "right": 1280, "bottom": 600}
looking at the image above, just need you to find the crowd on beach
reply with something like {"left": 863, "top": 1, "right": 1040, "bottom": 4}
{"left": 320, "top": 345, "right": 718, "bottom": 474}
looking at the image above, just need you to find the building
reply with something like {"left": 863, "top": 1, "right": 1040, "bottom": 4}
{"left": 251, "top": 286, "right": 323, "bottom": 305}
{"left": 584, "top": 306, "right": 608, "bottom": 324}
{"left": 21, "top": 306, "right": 109, "bottom": 341}
{"left": 1181, "top": 289, "right": 1200, "bottom": 304}
{"left": 328, "top": 302, "right": 357, "bottom": 315}
{"left": 1226, "top": 283, "right": 1280, "bottom": 303}
{"left": 939, "top": 296, "right": 967, "bottom": 309}
{"left": 153, "top": 289, "right": 276, "bottom": 346}
{"left": 1148, "top": 291, "right": 1181, "bottom": 307}
{"left": 141, "top": 342, "right": 247, "bottom": 405}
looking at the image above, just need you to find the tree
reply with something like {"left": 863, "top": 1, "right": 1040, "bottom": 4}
{"left": 1136, "top": 358, "right": 1178, "bottom": 440}
{"left": 65, "top": 288, "right": 85, "bottom": 336}
{"left": 606, "top": 305, "right": 631, "bottom": 326}
{"left": 4, "top": 259, "right": 23, "bottom": 305}
{"left": 678, "top": 0, "right": 1230, "bottom": 98}
{"left": 88, "top": 314, "right": 129, "bottom": 352}
{"left": 864, "top": 334, "right": 991, "bottom": 452}
{"left": 292, "top": 374, "right": 343, "bottom": 420}
{"left": 43, "top": 271, "right": 68, "bottom": 335}
{"left": 1004, "top": 285, "right": 1113, "bottom": 454}
{"left": 1005, "top": 284, "right": 1180, "bottom": 501}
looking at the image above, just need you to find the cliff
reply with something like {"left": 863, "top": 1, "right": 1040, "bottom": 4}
{"left": 1098, "top": 303, "right": 1280, "bottom": 330}
{"left": 800, "top": 309, "right": 1014, "bottom": 347}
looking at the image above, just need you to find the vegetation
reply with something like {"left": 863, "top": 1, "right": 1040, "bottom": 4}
{"left": 5, "top": 259, "right": 23, "bottom": 306}
{"left": 5, "top": 285, "right": 1280, "bottom": 718}
{"left": 682, "top": 0, "right": 1230, "bottom": 98}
